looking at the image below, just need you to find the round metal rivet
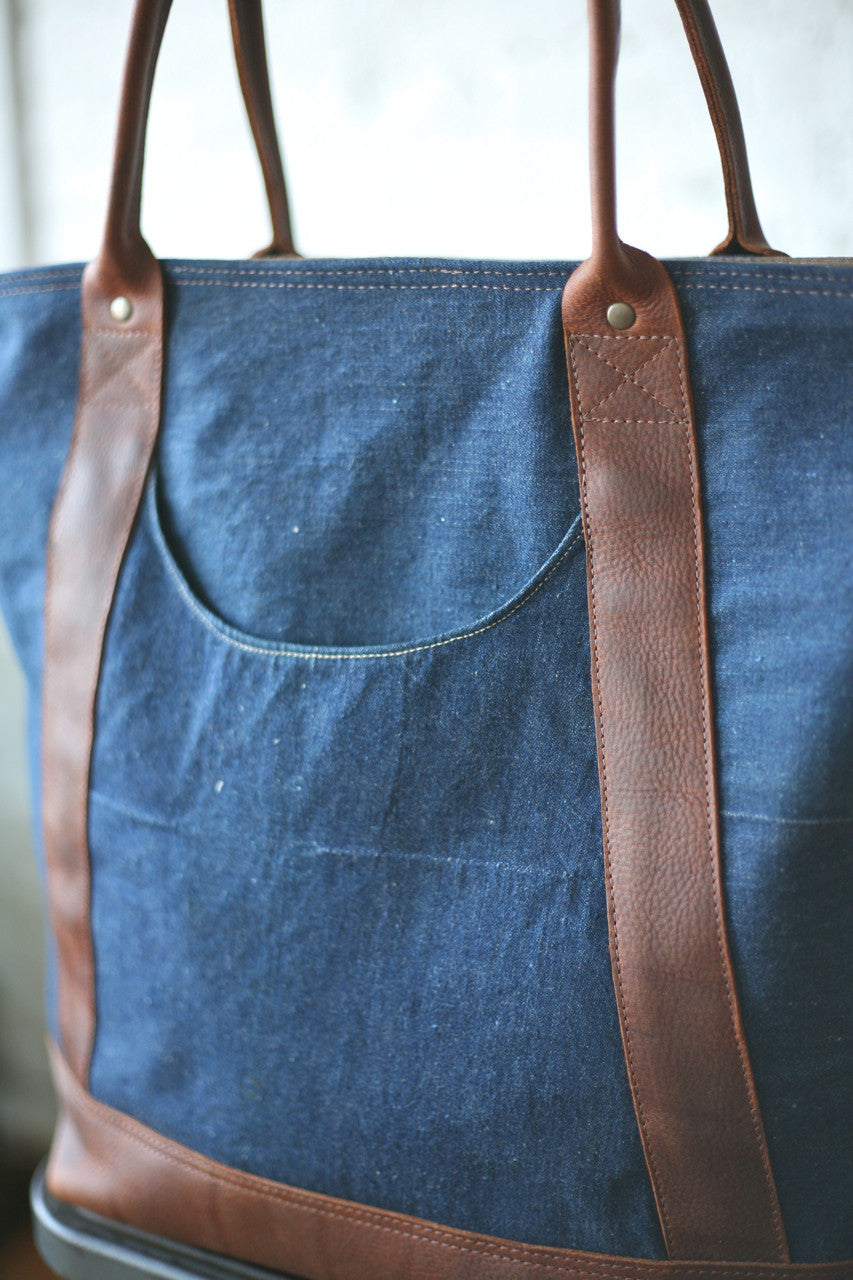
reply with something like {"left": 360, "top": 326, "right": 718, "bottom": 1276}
{"left": 607, "top": 301, "right": 636, "bottom": 330}
{"left": 109, "top": 296, "right": 133, "bottom": 323}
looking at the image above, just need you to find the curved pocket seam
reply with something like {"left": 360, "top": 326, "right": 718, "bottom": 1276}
{"left": 146, "top": 480, "right": 584, "bottom": 662}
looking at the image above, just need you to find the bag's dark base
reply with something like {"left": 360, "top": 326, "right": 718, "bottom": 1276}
{"left": 30, "top": 1163, "right": 297, "bottom": 1280}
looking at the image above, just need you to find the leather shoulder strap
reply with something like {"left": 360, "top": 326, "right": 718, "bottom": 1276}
{"left": 561, "top": 0, "right": 787, "bottom": 1262}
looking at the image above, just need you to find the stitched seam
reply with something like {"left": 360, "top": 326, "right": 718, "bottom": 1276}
{"left": 1, "top": 274, "right": 848, "bottom": 302}
{"left": 570, "top": 334, "right": 685, "bottom": 342}
{"left": 68, "top": 1075, "right": 801, "bottom": 1279}
{"left": 169, "top": 265, "right": 570, "bottom": 280}
{"left": 0, "top": 266, "right": 81, "bottom": 279}
{"left": 88, "top": 326, "right": 160, "bottom": 338}
{"left": 678, "top": 336, "right": 786, "bottom": 1261}
{"left": 572, "top": 336, "right": 679, "bottom": 422}
{"left": 62, "top": 1058, "right": 844, "bottom": 1278}
{"left": 60, "top": 1064, "right": 853, "bottom": 1280}
{"left": 173, "top": 280, "right": 559, "bottom": 294}
{"left": 567, "top": 338, "right": 675, "bottom": 1257}
{"left": 675, "top": 268, "right": 850, "bottom": 283}
{"left": 156, "top": 522, "right": 582, "bottom": 660}
{"left": 0, "top": 282, "right": 80, "bottom": 299}
{"left": 680, "top": 283, "right": 851, "bottom": 299}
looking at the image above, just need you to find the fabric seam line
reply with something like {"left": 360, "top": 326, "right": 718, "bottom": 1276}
{"left": 153, "top": 514, "right": 583, "bottom": 660}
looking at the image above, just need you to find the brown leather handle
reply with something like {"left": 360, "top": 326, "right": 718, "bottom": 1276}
{"left": 590, "top": 0, "right": 778, "bottom": 259}
{"left": 673, "top": 0, "right": 776, "bottom": 255}
{"left": 99, "top": 0, "right": 295, "bottom": 284}
{"left": 103, "top": 0, "right": 774, "bottom": 282}
{"left": 226, "top": 0, "right": 296, "bottom": 258}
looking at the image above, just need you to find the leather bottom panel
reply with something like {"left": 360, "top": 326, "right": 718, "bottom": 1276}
{"left": 45, "top": 1045, "right": 851, "bottom": 1280}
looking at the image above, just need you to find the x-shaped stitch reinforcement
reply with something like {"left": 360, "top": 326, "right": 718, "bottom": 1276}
{"left": 569, "top": 334, "right": 688, "bottom": 425}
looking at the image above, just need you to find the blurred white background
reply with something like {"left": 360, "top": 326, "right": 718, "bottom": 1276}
{"left": 0, "top": 0, "right": 851, "bottom": 1162}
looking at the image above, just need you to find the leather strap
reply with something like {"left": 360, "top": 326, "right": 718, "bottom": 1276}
{"left": 100, "top": 0, "right": 295, "bottom": 269}
{"left": 104, "top": 0, "right": 771, "bottom": 267}
{"left": 227, "top": 0, "right": 296, "bottom": 257}
{"left": 672, "top": 1, "right": 775, "bottom": 256}
{"left": 41, "top": 0, "right": 294, "bottom": 1089}
{"left": 47, "top": 1047, "right": 852, "bottom": 1280}
{"left": 672, "top": 0, "right": 776, "bottom": 256}
{"left": 42, "top": 254, "right": 164, "bottom": 1085}
{"left": 561, "top": 0, "right": 786, "bottom": 1263}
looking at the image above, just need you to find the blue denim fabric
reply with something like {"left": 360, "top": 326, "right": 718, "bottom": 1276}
{"left": 0, "top": 257, "right": 850, "bottom": 1262}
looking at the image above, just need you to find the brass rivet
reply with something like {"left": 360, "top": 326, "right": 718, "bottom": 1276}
{"left": 110, "top": 296, "right": 133, "bottom": 323}
{"left": 607, "top": 301, "right": 636, "bottom": 330}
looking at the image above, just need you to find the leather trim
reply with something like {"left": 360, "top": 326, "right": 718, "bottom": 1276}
{"left": 46, "top": 1046, "right": 851, "bottom": 1280}
{"left": 40, "top": 0, "right": 791, "bottom": 1264}
{"left": 41, "top": 255, "right": 164, "bottom": 1085}
{"left": 567, "top": 4, "right": 787, "bottom": 1259}
{"left": 561, "top": 245, "right": 787, "bottom": 1263}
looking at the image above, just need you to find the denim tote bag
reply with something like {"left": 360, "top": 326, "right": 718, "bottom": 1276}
{"left": 0, "top": 1, "right": 850, "bottom": 1278}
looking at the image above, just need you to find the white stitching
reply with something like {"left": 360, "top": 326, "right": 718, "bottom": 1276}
{"left": 169, "top": 265, "right": 570, "bottom": 280}
{"left": 675, "top": 267, "right": 850, "bottom": 284}
{"left": 571, "top": 335, "right": 681, "bottom": 422}
{"left": 0, "top": 282, "right": 80, "bottom": 299}
{"left": 173, "top": 280, "right": 557, "bottom": 293}
{"left": 680, "top": 282, "right": 851, "bottom": 299}
{"left": 2, "top": 275, "right": 849, "bottom": 301}
{"left": 151, "top": 495, "right": 583, "bottom": 661}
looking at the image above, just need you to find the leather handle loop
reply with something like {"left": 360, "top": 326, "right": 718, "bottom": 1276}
{"left": 672, "top": 0, "right": 776, "bottom": 256}
{"left": 100, "top": 0, "right": 295, "bottom": 281}
{"left": 588, "top": 0, "right": 622, "bottom": 262}
{"left": 589, "top": 0, "right": 779, "bottom": 260}
{"left": 99, "top": 0, "right": 777, "bottom": 285}
{"left": 226, "top": 0, "right": 296, "bottom": 258}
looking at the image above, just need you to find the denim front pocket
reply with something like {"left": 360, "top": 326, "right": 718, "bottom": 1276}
{"left": 155, "top": 259, "right": 580, "bottom": 648}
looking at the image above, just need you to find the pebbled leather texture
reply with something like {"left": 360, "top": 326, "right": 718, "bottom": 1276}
{"left": 561, "top": 241, "right": 787, "bottom": 1263}
{"left": 41, "top": 256, "right": 164, "bottom": 1085}
{"left": 46, "top": 1046, "right": 851, "bottom": 1280}
{"left": 565, "top": 5, "right": 786, "bottom": 1258}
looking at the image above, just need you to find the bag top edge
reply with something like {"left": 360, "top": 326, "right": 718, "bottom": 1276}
{"left": 1, "top": 254, "right": 852, "bottom": 293}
